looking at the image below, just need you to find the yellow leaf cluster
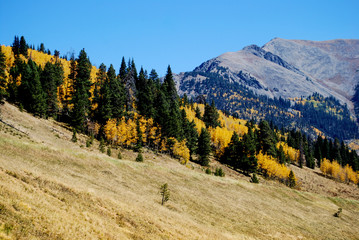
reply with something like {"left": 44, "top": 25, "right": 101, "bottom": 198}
{"left": 320, "top": 158, "right": 359, "bottom": 184}
{"left": 181, "top": 103, "right": 248, "bottom": 158}
{"left": 170, "top": 137, "right": 190, "bottom": 165}
{"left": 276, "top": 142, "right": 299, "bottom": 163}
{"left": 257, "top": 152, "right": 293, "bottom": 183}
{"left": 104, "top": 113, "right": 161, "bottom": 149}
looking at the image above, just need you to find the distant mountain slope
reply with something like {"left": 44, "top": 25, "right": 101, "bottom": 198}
{"left": 174, "top": 38, "right": 359, "bottom": 139}
{"left": 263, "top": 38, "right": 359, "bottom": 104}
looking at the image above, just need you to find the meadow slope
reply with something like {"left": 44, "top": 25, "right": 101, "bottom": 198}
{"left": 0, "top": 102, "right": 359, "bottom": 240}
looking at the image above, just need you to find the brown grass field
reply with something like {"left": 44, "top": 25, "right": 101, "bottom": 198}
{"left": 0, "top": 102, "right": 359, "bottom": 240}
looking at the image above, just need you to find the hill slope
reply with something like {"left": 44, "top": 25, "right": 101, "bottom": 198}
{"left": 1, "top": 102, "right": 359, "bottom": 239}
{"left": 174, "top": 38, "right": 359, "bottom": 140}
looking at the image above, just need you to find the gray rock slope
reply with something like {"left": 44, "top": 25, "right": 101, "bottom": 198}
{"left": 175, "top": 38, "right": 359, "bottom": 111}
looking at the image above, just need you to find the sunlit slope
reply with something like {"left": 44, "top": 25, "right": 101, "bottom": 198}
{"left": 0, "top": 102, "right": 359, "bottom": 239}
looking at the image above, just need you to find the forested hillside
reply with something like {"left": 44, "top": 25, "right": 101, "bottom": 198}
{"left": 1, "top": 35, "right": 359, "bottom": 188}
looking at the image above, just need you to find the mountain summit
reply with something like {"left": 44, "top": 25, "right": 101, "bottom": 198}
{"left": 176, "top": 38, "right": 359, "bottom": 110}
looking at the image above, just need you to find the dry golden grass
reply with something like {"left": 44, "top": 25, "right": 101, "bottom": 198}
{"left": 0, "top": 102, "right": 359, "bottom": 239}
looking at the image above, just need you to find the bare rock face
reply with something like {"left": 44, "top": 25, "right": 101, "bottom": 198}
{"left": 175, "top": 38, "right": 359, "bottom": 112}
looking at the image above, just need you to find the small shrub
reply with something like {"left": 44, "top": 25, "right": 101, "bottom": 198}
{"left": 288, "top": 170, "right": 296, "bottom": 188}
{"left": 136, "top": 152, "right": 143, "bottom": 162}
{"left": 205, "top": 168, "right": 212, "bottom": 175}
{"left": 118, "top": 151, "right": 122, "bottom": 159}
{"left": 160, "top": 183, "right": 170, "bottom": 206}
{"left": 107, "top": 147, "right": 112, "bottom": 156}
{"left": 214, "top": 167, "right": 225, "bottom": 177}
{"left": 71, "top": 129, "right": 77, "bottom": 142}
{"left": 334, "top": 208, "right": 342, "bottom": 218}
{"left": 250, "top": 173, "right": 259, "bottom": 183}
{"left": 86, "top": 139, "right": 91, "bottom": 147}
{"left": 99, "top": 138, "right": 105, "bottom": 153}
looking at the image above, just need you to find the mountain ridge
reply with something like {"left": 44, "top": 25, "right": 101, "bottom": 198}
{"left": 174, "top": 38, "right": 359, "bottom": 139}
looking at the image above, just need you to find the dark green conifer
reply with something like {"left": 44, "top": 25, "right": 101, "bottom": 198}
{"left": 12, "top": 36, "right": 20, "bottom": 55}
{"left": 119, "top": 57, "right": 127, "bottom": 80}
{"left": 19, "top": 36, "right": 28, "bottom": 57}
{"left": 197, "top": 127, "right": 211, "bottom": 166}
{"left": 71, "top": 49, "right": 92, "bottom": 131}
{"left": 203, "top": 100, "right": 220, "bottom": 128}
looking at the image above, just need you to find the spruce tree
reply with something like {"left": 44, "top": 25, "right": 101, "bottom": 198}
{"left": 119, "top": 57, "right": 127, "bottom": 80}
{"left": 40, "top": 61, "right": 64, "bottom": 117}
{"left": 288, "top": 170, "right": 296, "bottom": 188}
{"left": 257, "top": 120, "right": 277, "bottom": 157}
{"left": 197, "top": 127, "right": 211, "bottom": 166}
{"left": 71, "top": 49, "right": 92, "bottom": 131}
{"left": 109, "top": 66, "right": 126, "bottom": 119}
{"left": 18, "top": 59, "right": 46, "bottom": 116}
{"left": 136, "top": 67, "right": 155, "bottom": 118}
{"left": 203, "top": 100, "right": 220, "bottom": 128}
{"left": 0, "top": 47, "right": 8, "bottom": 103}
{"left": 162, "top": 65, "right": 178, "bottom": 102}
{"left": 12, "top": 36, "right": 20, "bottom": 56}
{"left": 19, "top": 36, "right": 28, "bottom": 57}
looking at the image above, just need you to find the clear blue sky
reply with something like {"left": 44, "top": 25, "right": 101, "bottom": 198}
{"left": 1, "top": 0, "right": 358, "bottom": 76}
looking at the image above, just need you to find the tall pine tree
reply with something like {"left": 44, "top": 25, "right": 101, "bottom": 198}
{"left": 197, "top": 127, "right": 211, "bottom": 166}
{"left": 71, "top": 49, "right": 92, "bottom": 131}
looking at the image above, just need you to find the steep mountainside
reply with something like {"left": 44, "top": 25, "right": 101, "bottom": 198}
{"left": 174, "top": 38, "right": 359, "bottom": 140}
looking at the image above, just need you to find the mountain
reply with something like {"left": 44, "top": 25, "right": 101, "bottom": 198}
{"left": 174, "top": 38, "right": 359, "bottom": 140}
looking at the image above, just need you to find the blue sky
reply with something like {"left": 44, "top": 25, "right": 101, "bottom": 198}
{"left": 1, "top": 0, "right": 358, "bottom": 76}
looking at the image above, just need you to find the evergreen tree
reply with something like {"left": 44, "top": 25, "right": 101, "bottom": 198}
{"left": 195, "top": 105, "right": 202, "bottom": 119}
{"left": 288, "top": 170, "right": 296, "bottom": 188}
{"left": 136, "top": 152, "right": 144, "bottom": 162}
{"left": 160, "top": 183, "right": 170, "bottom": 205}
{"left": 0, "top": 47, "right": 8, "bottom": 103}
{"left": 18, "top": 59, "right": 46, "bottom": 116}
{"left": 154, "top": 89, "right": 170, "bottom": 136}
{"left": 119, "top": 56, "right": 127, "bottom": 80}
{"left": 149, "top": 69, "right": 160, "bottom": 86}
{"left": 162, "top": 65, "right": 178, "bottom": 102}
{"left": 109, "top": 65, "right": 126, "bottom": 119}
{"left": 136, "top": 67, "right": 155, "bottom": 118}
{"left": 71, "top": 49, "right": 92, "bottom": 131}
{"left": 257, "top": 120, "right": 277, "bottom": 157}
{"left": 39, "top": 43, "right": 45, "bottom": 53}
{"left": 92, "top": 63, "right": 110, "bottom": 123}
{"left": 40, "top": 61, "right": 64, "bottom": 117}
{"left": 197, "top": 127, "right": 211, "bottom": 166}
{"left": 181, "top": 110, "right": 198, "bottom": 160}
{"left": 11, "top": 36, "right": 20, "bottom": 55}
{"left": 19, "top": 36, "right": 28, "bottom": 57}
{"left": 221, "top": 131, "right": 240, "bottom": 166}
{"left": 203, "top": 100, "right": 220, "bottom": 128}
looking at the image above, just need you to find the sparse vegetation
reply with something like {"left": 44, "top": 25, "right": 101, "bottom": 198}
{"left": 250, "top": 173, "right": 259, "bottom": 183}
{"left": 136, "top": 152, "right": 143, "bottom": 162}
{"left": 71, "top": 129, "right": 77, "bottom": 142}
{"left": 334, "top": 207, "right": 342, "bottom": 217}
{"left": 160, "top": 183, "right": 170, "bottom": 206}
{"left": 214, "top": 167, "right": 225, "bottom": 177}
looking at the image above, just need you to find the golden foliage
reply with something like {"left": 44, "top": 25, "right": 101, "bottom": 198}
{"left": 256, "top": 152, "right": 295, "bottom": 184}
{"left": 276, "top": 142, "right": 299, "bottom": 163}
{"left": 170, "top": 138, "right": 190, "bottom": 165}
{"left": 320, "top": 158, "right": 358, "bottom": 184}
{"left": 104, "top": 113, "right": 162, "bottom": 149}
{"left": 181, "top": 103, "right": 248, "bottom": 158}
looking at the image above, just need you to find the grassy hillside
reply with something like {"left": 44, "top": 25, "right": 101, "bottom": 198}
{"left": 0, "top": 102, "right": 359, "bottom": 239}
